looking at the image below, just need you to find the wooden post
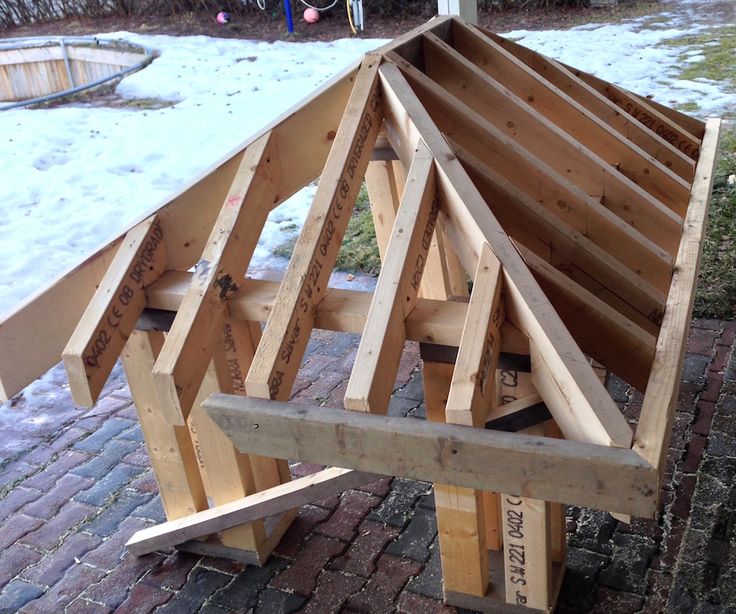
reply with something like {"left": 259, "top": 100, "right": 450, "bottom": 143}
{"left": 437, "top": 0, "right": 477, "bottom": 24}
{"left": 122, "top": 330, "right": 207, "bottom": 520}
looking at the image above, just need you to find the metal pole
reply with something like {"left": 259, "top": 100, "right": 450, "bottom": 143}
{"left": 59, "top": 38, "right": 76, "bottom": 88}
{"left": 284, "top": 0, "right": 294, "bottom": 33}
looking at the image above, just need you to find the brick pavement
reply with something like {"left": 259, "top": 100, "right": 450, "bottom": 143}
{"left": 0, "top": 320, "right": 734, "bottom": 613}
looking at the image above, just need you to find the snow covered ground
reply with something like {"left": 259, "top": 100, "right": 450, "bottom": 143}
{"left": 0, "top": 2, "right": 733, "bottom": 316}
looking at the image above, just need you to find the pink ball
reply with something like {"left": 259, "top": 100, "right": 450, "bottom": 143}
{"left": 216, "top": 11, "right": 231, "bottom": 25}
{"left": 303, "top": 8, "right": 320, "bottom": 23}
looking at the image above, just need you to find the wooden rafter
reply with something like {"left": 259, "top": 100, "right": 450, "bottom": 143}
{"left": 422, "top": 31, "right": 691, "bottom": 216}
{"left": 153, "top": 132, "right": 274, "bottom": 425}
{"left": 392, "top": 53, "right": 683, "bottom": 258}
{"left": 477, "top": 25, "right": 698, "bottom": 179}
{"left": 63, "top": 215, "right": 166, "bottom": 407}
{"left": 345, "top": 139, "right": 438, "bottom": 413}
{"left": 246, "top": 57, "right": 384, "bottom": 402}
{"left": 379, "top": 60, "right": 633, "bottom": 447}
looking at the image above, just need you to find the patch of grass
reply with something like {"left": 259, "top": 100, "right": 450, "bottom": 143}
{"left": 272, "top": 182, "right": 381, "bottom": 275}
{"left": 694, "top": 127, "right": 736, "bottom": 319}
{"left": 663, "top": 26, "right": 736, "bottom": 92}
{"left": 675, "top": 101, "right": 700, "bottom": 114}
{"left": 121, "top": 97, "right": 177, "bottom": 110}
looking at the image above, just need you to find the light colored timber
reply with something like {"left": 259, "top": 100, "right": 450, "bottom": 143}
{"left": 63, "top": 215, "right": 166, "bottom": 407}
{"left": 502, "top": 492, "right": 553, "bottom": 611}
{"left": 422, "top": 32, "right": 691, "bottom": 217}
{"left": 126, "top": 467, "right": 378, "bottom": 556}
{"left": 365, "top": 158, "right": 404, "bottom": 260}
{"left": 634, "top": 118, "right": 721, "bottom": 483}
{"left": 203, "top": 394, "right": 658, "bottom": 517}
{"left": 516, "top": 244, "right": 656, "bottom": 391}
{"left": 424, "top": 360, "right": 489, "bottom": 597}
{"left": 474, "top": 24, "right": 696, "bottom": 184}
{"left": 220, "top": 318, "right": 289, "bottom": 494}
{"left": 498, "top": 367, "right": 554, "bottom": 611}
{"left": 188, "top": 358, "right": 266, "bottom": 554}
{"left": 630, "top": 91, "right": 705, "bottom": 141}
{"left": 0, "top": 61, "right": 359, "bottom": 402}
{"left": 246, "top": 58, "right": 383, "bottom": 402}
{"left": 433, "top": 244, "right": 504, "bottom": 596}
{"left": 153, "top": 132, "right": 274, "bottom": 426}
{"left": 122, "top": 330, "right": 208, "bottom": 520}
{"left": 446, "top": 243, "right": 504, "bottom": 426}
{"left": 455, "top": 142, "right": 670, "bottom": 324}
{"left": 146, "top": 272, "right": 530, "bottom": 354}
{"left": 564, "top": 64, "right": 702, "bottom": 161}
{"left": 345, "top": 140, "right": 438, "bottom": 412}
{"left": 379, "top": 61, "right": 633, "bottom": 448}
{"left": 393, "top": 54, "right": 683, "bottom": 258}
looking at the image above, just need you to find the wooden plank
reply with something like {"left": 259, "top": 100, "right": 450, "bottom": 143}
{"left": 203, "top": 394, "right": 658, "bottom": 516}
{"left": 446, "top": 243, "right": 504, "bottom": 427}
{"left": 221, "top": 319, "right": 289, "bottom": 494}
{"left": 365, "top": 158, "right": 404, "bottom": 260}
{"left": 565, "top": 64, "right": 702, "bottom": 160}
{"left": 345, "top": 140, "right": 438, "bottom": 412}
{"left": 424, "top": 360, "right": 489, "bottom": 597}
{"left": 188, "top": 358, "right": 266, "bottom": 554}
{"left": 422, "top": 32, "right": 691, "bottom": 217}
{"left": 153, "top": 132, "right": 274, "bottom": 425}
{"left": 246, "top": 58, "right": 383, "bottom": 401}
{"left": 146, "top": 272, "right": 529, "bottom": 354}
{"left": 472, "top": 25, "right": 696, "bottom": 183}
{"left": 121, "top": 330, "right": 208, "bottom": 520}
{"left": 0, "top": 63, "right": 359, "bottom": 402}
{"left": 0, "top": 240, "right": 119, "bottom": 402}
{"left": 456, "top": 142, "right": 670, "bottom": 324}
{"left": 62, "top": 216, "right": 166, "bottom": 407}
{"left": 516, "top": 244, "right": 656, "bottom": 391}
{"left": 126, "top": 467, "right": 378, "bottom": 556}
{"left": 630, "top": 91, "right": 705, "bottom": 141}
{"left": 392, "top": 53, "right": 682, "bottom": 258}
{"left": 501, "top": 493, "right": 552, "bottom": 611}
{"left": 634, "top": 119, "right": 721, "bottom": 481}
{"left": 379, "top": 62, "right": 633, "bottom": 449}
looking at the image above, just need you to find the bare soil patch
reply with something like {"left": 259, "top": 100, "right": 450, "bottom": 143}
{"left": 1, "top": 2, "right": 663, "bottom": 42}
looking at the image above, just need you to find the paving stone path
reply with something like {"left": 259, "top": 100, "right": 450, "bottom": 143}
{"left": 0, "top": 320, "right": 734, "bottom": 613}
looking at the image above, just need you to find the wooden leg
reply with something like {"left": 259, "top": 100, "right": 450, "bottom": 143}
{"left": 501, "top": 492, "right": 552, "bottom": 611}
{"left": 188, "top": 361, "right": 266, "bottom": 554}
{"left": 122, "top": 330, "right": 207, "bottom": 520}
{"left": 496, "top": 370, "right": 564, "bottom": 611}
{"left": 483, "top": 491, "right": 504, "bottom": 551}
{"left": 424, "top": 361, "right": 489, "bottom": 597}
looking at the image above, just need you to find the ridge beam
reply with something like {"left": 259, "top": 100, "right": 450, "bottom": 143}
{"left": 152, "top": 132, "right": 274, "bottom": 425}
{"left": 379, "top": 61, "right": 632, "bottom": 448}
{"left": 63, "top": 215, "right": 166, "bottom": 407}
{"left": 345, "top": 140, "right": 438, "bottom": 413}
{"left": 246, "top": 58, "right": 383, "bottom": 401}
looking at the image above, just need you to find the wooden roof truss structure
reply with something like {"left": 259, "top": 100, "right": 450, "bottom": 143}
{"left": 0, "top": 16, "right": 721, "bottom": 612}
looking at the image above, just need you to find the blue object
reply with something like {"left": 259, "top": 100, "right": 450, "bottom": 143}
{"left": 284, "top": 0, "right": 294, "bottom": 33}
